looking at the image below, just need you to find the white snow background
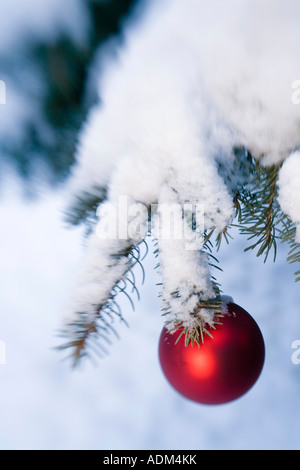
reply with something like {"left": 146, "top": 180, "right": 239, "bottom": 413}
{"left": 0, "top": 0, "right": 300, "bottom": 450}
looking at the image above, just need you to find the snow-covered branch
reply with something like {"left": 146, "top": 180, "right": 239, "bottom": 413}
{"left": 62, "top": 0, "right": 300, "bottom": 359}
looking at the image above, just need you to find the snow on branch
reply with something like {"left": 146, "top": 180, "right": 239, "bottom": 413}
{"left": 62, "top": 0, "right": 300, "bottom": 360}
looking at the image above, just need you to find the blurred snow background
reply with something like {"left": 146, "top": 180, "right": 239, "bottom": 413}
{"left": 1, "top": 0, "right": 300, "bottom": 450}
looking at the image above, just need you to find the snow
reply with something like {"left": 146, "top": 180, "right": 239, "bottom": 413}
{"left": 278, "top": 151, "right": 300, "bottom": 243}
{"left": 70, "top": 0, "right": 300, "bottom": 198}
{"left": 1, "top": 181, "right": 300, "bottom": 450}
{"left": 66, "top": 0, "right": 300, "bottom": 327}
{"left": 1, "top": 0, "right": 300, "bottom": 450}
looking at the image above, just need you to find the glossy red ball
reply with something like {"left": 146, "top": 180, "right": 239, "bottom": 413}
{"left": 158, "top": 302, "right": 265, "bottom": 405}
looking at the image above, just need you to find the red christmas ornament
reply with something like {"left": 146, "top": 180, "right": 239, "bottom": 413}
{"left": 158, "top": 302, "right": 265, "bottom": 405}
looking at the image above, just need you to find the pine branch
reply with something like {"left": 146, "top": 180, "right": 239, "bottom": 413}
{"left": 202, "top": 231, "right": 223, "bottom": 277}
{"left": 57, "top": 240, "right": 148, "bottom": 365}
{"left": 64, "top": 186, "right": 107, "bottom": 228}
{"left": 216, "top": 226, "right": 233, "bottom": 251}
{"left": 231, "top": 154, "right": 300, "bottom": 281}
{"left": 159, "top": 228, "right": 225, "bottom": 346}
{"left": 164, "top": 298, "right": 226, "bottom": 347}
{"left": 233, "top": 160, "right": 282, "bottom": 262}
{"left": 59, "top": 150, "right": 300, "bottom": 365}
{"left": 277, "top": 214, "right": 300, "bottom": 282}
